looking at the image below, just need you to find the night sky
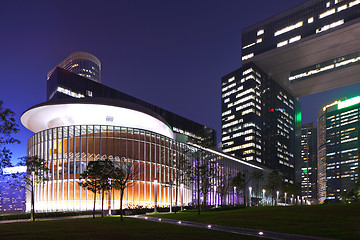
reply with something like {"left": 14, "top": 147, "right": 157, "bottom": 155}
{"left": 1, "top": 0, "right": 360, "bottom": 163}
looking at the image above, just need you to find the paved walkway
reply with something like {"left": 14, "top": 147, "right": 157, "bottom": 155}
{"left": 129, "top": 215, "right": 335, "bottom": 240}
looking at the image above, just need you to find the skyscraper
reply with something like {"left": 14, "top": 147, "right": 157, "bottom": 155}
{"left": 222, "top": 0, "right": 360, "bottom": 185}
{"left": 318, "top": 97, "right": 360, "bottom": 202}
{"left": 300, "top": 123, "right": 317, "bottom": 203}
{"left": 222, "top": 63, "right": 299, "bottom": 183}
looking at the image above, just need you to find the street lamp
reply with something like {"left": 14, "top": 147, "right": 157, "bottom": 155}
{"left": 276, "top": 191, "right": 279, "bottom": 206}
{"left": 249, "top": 187, "right": 252, "bottom": 207}
{"left": 262, "top": 189, "right": 266, "bottom": 206}
{"left": 154, "top": 179, "right": 158, "bottom": 212}
{"left": 284, "top": 192, "right": 287, "bottom": 205}
{"left": 234, "top": 187, "right": 237, "bottom": 205}
{"left": 180, "top": 183, "right": 184, "bottom": 211}
{"left": 291, "top": 194, "right": 294, "bottom": 205}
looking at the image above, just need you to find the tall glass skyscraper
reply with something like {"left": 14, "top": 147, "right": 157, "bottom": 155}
{"left": 318, "top": 97, "right": 360, "bottom": 202}
{"left": 300, "top": 123, "right": 317, "bottom": 203}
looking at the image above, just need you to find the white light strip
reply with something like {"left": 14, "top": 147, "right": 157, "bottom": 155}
{"left": 316, "top": 19, "right": 344, "bottom": 34}
{"left": 289, "top": 54, "right": 360, "bottom": 81}
{"left": 242, "top": 42, "right": 256, "bottom": 49}
{"left": 242, "top": 53, "right": 254, "bottom": 61}
{"left": 349, "top": 0, "right": 360, "bottom": 7}
{"left": 57, "top": 86, "right": 85, "bottom": 98}
{"left": 188, "top": 143, "right": 264, "bottom": 170}
{"left": 274, "top": 21, "right": 303, "bottom": 36}
{"left": 319, "top": 8, "right": 335, "bottom": 19}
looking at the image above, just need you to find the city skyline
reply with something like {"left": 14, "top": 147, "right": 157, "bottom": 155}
{"left": 1, "top": 0, "right": 360, "bottom": 162}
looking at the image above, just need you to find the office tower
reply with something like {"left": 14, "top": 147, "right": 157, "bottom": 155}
{"left": 300, "top": 123, "right": 317, "bottom": 203}
{"left": 317, "top": 97, "right": 360, "bottom": 202}
{"left": 222, "top": 63, "right": 299, "bottom": 183}
{"left": 241, "top": 0, "right": 360, "bottom": 98}
{"left": 47, "top": 52, "right": 101, "bottom": 83}
{"left": 223, "top": 0, "right": 360, "bottom": 184}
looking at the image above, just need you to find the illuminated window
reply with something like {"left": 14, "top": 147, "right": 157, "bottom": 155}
{"left": 337, "top": 4, "right": 347, "bottom": 11}
{"left": 308, "top": 17, "right": 314, "bottom": 23}
{"left": 277, "top": 40, "right": 288, "bottom": 48}
{"left": 289, "top": 35, "right": 301, "bottom": 43}
{"left": 256, "top": 38, "right": 262, "bottom": 43}
{"left": 319, "top": 8, "right": 336, "bottom": 19}
{"left": 349, "top": 0, "right": 360, "bottom": 7}
{"left": 242, "top": 42, "right": 255, "bottom": 49}
{"left": 274, "top": 21, "right": 303, "bottom": 36}
{"left": 242, "top": 53, "right": 254, "bottom": 61}
{"left": 257, "top": 29, "right": 264, "bottom": 36}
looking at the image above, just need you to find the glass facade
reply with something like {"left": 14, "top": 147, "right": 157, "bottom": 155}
{"left": 300, "top": 123, "right": 317, "bottom": 203}
{"left": 242, "top": 0, "right": 360, "bottom": 62}
{"left": 318, "top": 98, "right": 360, "bottom": 202}
{"left": 47, "top": 52, "right": 101, "bottom": 83}
{"left": 221, "top": 63, "right": 298, "bottom": 183}
{"left": 27, "top": 125, "right": 192, "bottom": 212}
{"left": 26, "top": 124, "right": 268, "bottom": 212}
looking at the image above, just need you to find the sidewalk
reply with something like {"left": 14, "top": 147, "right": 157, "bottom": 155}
{"left": 128, "top": 215, "right": 335, "bottom": 240}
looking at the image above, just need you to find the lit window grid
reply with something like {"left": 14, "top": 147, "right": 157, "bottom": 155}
{"left": 241, "top": 0, "right": 359, "bottom": 59}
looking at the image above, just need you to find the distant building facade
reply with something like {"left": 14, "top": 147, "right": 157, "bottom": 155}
{"left": 318, "top": 97, "right": 360, "bottom": 202}
{"left": 300, "top": 123, "right": 317, "bottom": 203}
{"left": 0, "top": 166, "right": 26, "bottom": 212}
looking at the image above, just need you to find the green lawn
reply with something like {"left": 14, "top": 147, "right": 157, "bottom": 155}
{"left": 0, "top": 217, "right": 264, "bottom": 240}
{"left": 153, "top": 204, "right": 360, "bottom": 240}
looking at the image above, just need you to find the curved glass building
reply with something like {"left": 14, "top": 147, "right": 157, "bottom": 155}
{"left": 47, "top": 52, "right": 101, "bottom": 83}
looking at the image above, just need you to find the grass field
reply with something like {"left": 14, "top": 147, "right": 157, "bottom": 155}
{"left": 153, "top": 203, "right": 360, "bottom": 240}
{"left": 0, "top": 217, "right": 264, "bottom": 240}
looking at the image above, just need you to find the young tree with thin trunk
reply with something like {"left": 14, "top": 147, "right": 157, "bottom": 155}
{"left": 10, "top": 156, "right": 48, "bottom": 221}
{"left": 79, "top": 159, "right": 113, "bottom": 218}
{"left": 111, "top": 157, "right": 138, "bottom": 221}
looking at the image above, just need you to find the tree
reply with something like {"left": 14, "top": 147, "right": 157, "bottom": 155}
{"left": 231, "top": 171, "right": 245, "bottom": 205}
{"left": 251, "top": 170, "right": 264, "bottom": 200}
{"left": 11, "top": 156, "right": 48, "bottom": 221}
{"left": 188, "top": 147, "right": 216, "bottom": 214}
{"left": 282, "top": 182, "right": 301, "bottom": 204}
{"left": 231, "top": 170, "right": 252, "bottom": 206}
{"left": 265, "top": 171, "right": 282, "bottom": 205}
{"left": 174, "top": 146, "right": 192, "bottom": 211}
{"left": 79, "top": 159, "right": 113, "bottom": 218}
{"left": 111, "top": 157, "right": 138, "bottom": 221}
{"left": 0, "top": 100, "right": 19, "bottom": 172}
{"left": 218, "top": 170, "right": 230, "bottom": 206}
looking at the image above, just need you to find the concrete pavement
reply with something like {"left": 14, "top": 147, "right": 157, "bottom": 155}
{"left": 129, "top": 215, "right": 336, "bottom": 240}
